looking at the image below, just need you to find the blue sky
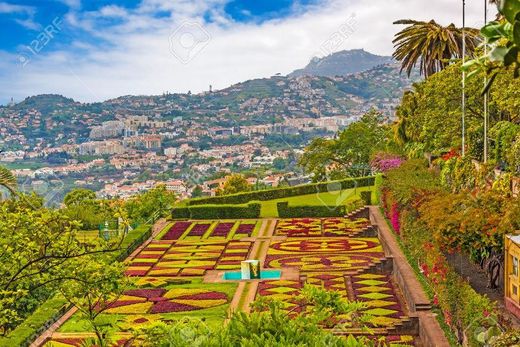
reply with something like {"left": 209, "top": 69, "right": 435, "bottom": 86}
{"left": 0, "top": 0, "right": 495, "bottom": 104}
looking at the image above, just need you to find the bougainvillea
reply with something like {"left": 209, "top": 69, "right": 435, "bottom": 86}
{"left": 390, "top": 203, "right": 400, "bottom": 234}
{"left": 370, "top": 152, "right": 404, "bottom": 173}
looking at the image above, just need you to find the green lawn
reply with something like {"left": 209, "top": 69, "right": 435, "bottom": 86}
{"left": 175, "top": 186, "right": 374, "bottom": 218}
{"left": 259, "top": 186, "right": 374, "bottom": 217}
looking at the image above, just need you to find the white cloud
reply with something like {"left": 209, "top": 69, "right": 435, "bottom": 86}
{"left": 0, "top": 2, "right": 40, "bottom": 30}
{"left": 56, "top": 0, "right": 81, "bottom": 10}
{"left": 0, "top": 0, "right": 497, "bottom": 104}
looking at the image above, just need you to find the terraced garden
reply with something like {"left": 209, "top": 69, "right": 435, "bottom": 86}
{"left": 44, "top": 211, "right": 420, "bottom": 346}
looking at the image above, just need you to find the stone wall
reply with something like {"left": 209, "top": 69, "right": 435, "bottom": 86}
{"left": 369, "top": 206, "right": 450, "bottom": 347}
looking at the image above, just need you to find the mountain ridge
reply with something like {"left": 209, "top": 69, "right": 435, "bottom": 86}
{"left": 289, "top": 49, "right": 394, "bottom": 78}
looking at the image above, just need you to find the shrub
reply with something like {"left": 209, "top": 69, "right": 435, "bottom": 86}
{"left": 187, "top": 176, "right": 375, "bottom": 206}
{"left": 360, "top": 191, "right": 372, "bottom": 205}
{"left": 172, "top": 203, "right": 261, "bottom": 220}
{"left": 1, "top": 224, "right": 152, "bottom": 346}
{"left": 276, "top": 198, "right": 363, "bottom": 218}
{"left": 0, "top": 296, "right": 70, "bottom": 347}
{"left": 380, "top": 160, "right": 499, "bottom": 344}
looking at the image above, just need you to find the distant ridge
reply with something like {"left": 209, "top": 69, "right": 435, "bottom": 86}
{"left": 289, "top": 49, "right": 394, "bottom": 78}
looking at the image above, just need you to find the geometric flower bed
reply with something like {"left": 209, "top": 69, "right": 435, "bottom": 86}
{"left": 104, "top": 288, "right": 229, "bottom": 314}
{"left": 269, "top": 238, "right": 383, "bottom": 253}
{"left": 55, "top": 278, "right": 238, "bottom": 341}
{"left": 160, "top": 220, "right": 258, "bottom": 241}
{"left": 258, "top": 216, "right": 416, "bottom": 344}
{"left": 211, "top": 222, "right": 235, "bottom": 237}
{"left": 275, "top": 217, "right": 371, "bottom": 237}
{"left": 350, "top": 273, "right": 406, "bottom": 327}
{"left": 126, "top": 239, "right": 253, "bottom": 277}
{"left": 234, "top": 222, "right": 256, "bottom": 237}
{"left": 265, "top": 238, "right": 384, "bottom": 274}
{"left": 161, "top": 221, "right": 192, "bottom": 240}
{"left": 275, "top": 218, "right": 322, "bottom": 237}
{"left": 322, "top": 218, "right": 370, "bottom": 236}
{"left": 52, "top": 215, "right": 418, "bottom": 345}
{"left": 187, "top": 223, "right": 212, "bottom": 237}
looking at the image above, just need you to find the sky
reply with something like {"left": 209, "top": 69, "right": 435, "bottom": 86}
{"left": 0, "top": 0, "right": 497, "bottom": 104}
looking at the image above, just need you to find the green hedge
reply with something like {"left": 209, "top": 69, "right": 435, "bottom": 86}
{"left": 172, "top": 203, "right": 261, "bottom": 220}
{"left": 187, "top": 176, "right": 375, "bottom": 206}
{"left": 116, "top": 224, "right": 152, "bottom": 261}
{"left": 277, "top": 202, "right": 345, "bottom": 217}
{"left": 2, "top": 224, "right": 153, "bottom": 347}
{"left": 360, "top": 191, "right": 372, "bottom": 205}
{"left": 0, "top": 296, "right": 69, "bottom": 347}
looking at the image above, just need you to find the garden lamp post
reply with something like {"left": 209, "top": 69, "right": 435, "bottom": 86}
{"left": 483, "top": 0, "right": 489, "bottom": 163}
{"left": 462, "top": 0, "right": 466, "bottom": 157}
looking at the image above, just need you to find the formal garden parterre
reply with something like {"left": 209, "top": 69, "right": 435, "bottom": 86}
{"left": 46, "top": 213, "right": 422, "bottom": 346}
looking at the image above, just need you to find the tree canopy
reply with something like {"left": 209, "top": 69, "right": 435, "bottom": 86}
{"left": 299, "top": 110, "right": 391, "bottom": 180}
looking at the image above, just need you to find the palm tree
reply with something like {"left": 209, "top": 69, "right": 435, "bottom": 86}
{"left": 392, "top": 19, "right": 480, "bottom": 77}
{"left": 0, "top": 166, "right": 17, "bottom": 196}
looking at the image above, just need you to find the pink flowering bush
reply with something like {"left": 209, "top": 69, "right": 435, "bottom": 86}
{"left": 370, "top": 152, "right": 404, "bottom": 173}
{"left": 390, "top": 203, "right": 400, "bottom": 234}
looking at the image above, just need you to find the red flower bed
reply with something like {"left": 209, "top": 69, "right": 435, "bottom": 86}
{"left": 235, "top": 223, "right": 255, "bottom": 236}
{"left": 135, "top": 253, "right": 162, "bottom": 259}
{"left": 125, "top": 269, "right": 148, "bottom": 276}
{"left": 104, "top": 300, "right": 141, "bottom": 309}
{"left": 211, "top": 222, "right": 235, "bottom": 237}
{"left": 188, "top": 223, "right": 211, "bottom": 236}
{"left": 162, "top": 221, "right": 192, "bottom": 240}
{"left": 177, "top": 291, "right": 228, "bottom": 300}
{"left": 150, "top": 301, "right": 198, "bottom": 313}
{"left": 131, "top": 262, "right": 155, "bottom": 266}
{"left": 125, "top": 288, "right": 166, "bottom": 299}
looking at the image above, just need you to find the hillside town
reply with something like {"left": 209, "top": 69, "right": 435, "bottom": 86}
{"left": 0, "top": 62, "right": 414, "bottom": 202}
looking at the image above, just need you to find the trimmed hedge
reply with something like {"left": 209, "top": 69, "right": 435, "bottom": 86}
{"left": 187, "top": 176, "right": 375, "bottom": 206}
{"left": 277, "top": 202, "right": 345, "bottom": 217}
{"left": 172, "top": 203, "right": 261, "bottom": 220}
{"left": 116, "top": 224, "right": 152, "bottom": 261}
{"left": 360, "top": 191, "right": 372, "bottom": 205}
{"left": 277, "top": 198, "right": 364, "bottom": 218}
{"left": 0, "top": 296, "right": 69, "bottom": 347}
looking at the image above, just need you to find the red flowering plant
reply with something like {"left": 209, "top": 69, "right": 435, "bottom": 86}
{"left": 441, "top": 148, "right": 459, "bottom": 161}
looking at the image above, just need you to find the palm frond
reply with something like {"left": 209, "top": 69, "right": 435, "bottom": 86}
{"left": 392, "top": 19, "right": 481, "bottom": 77}
{"left": 0, "top": 166, "right": 18, "bottom": 195}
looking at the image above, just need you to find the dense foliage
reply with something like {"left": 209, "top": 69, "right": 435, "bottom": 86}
{"left": 215, "top": 174, "right": 252, "bottom": 196}
{"left": 0, "top": 195, "right": 126, "bottom": 335}
{"left": 299, "top": 111, "right": 391, "bottom": 180}
{"left": 464, "top": 0, "right": 520, "bottom": 90}
{"left": 124, "top": 185, "right": 176, "bottom": 224}
{"left": 394, "top": 62, "right": 520, "bottom": 159}
{"left": 380, "top": 159, "right": 519, "bottom": 345}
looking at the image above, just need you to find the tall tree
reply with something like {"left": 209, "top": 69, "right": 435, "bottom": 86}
{"left": 215, "top": 174, "right": 251, "bottom": 196}
{"left": 299, "top": 111, "right": 390, "bottom": 180}
{"left": 392, "top": 19, "right": 480, "bottom": 77}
